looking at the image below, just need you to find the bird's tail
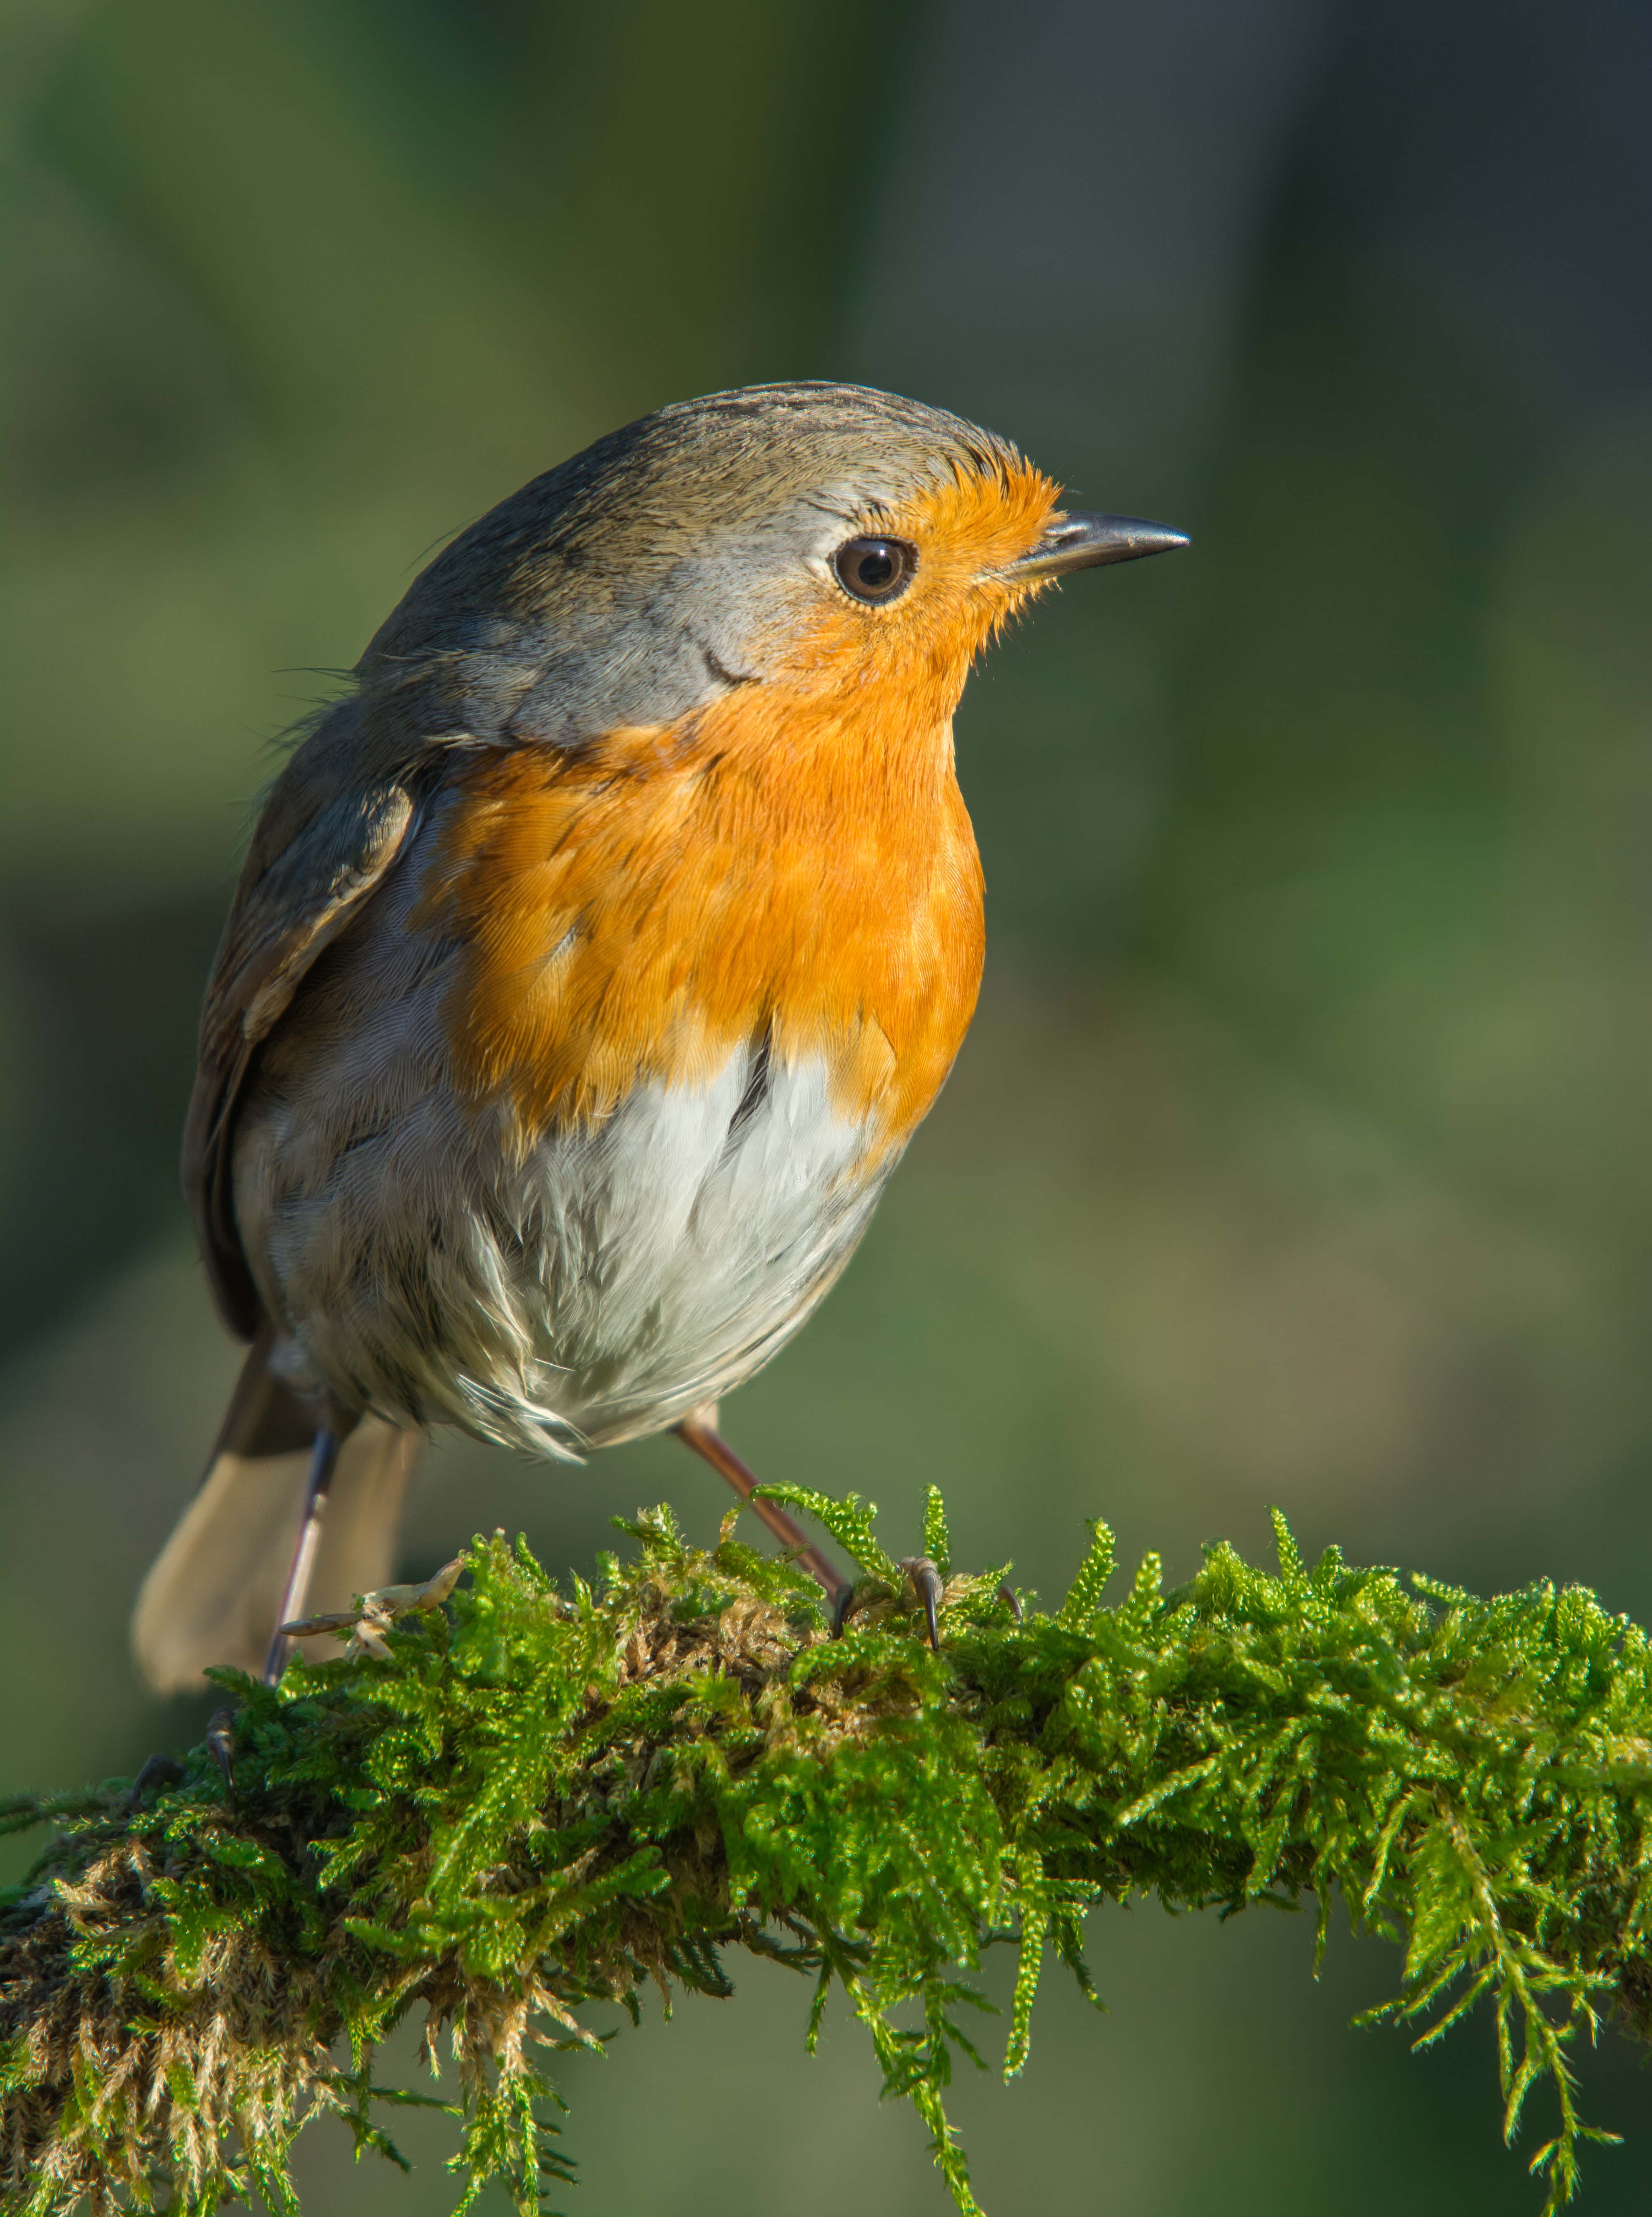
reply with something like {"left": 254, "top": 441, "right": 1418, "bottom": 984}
{"left": 133, "top": 1328, "right": 420, "bottom": 1694}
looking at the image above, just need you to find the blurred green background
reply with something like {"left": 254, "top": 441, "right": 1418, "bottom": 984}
{"left": 5, "top": 0, "right": 1652, "bottom": 2207}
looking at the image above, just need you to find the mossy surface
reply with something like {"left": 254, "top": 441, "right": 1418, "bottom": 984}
{"left": 5, "top": 1485, "right": 1652, "bottom": 2215}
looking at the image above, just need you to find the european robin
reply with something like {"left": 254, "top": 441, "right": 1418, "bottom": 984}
{"left": 132, "top": 382, "right": 1185, "bottom": 1692}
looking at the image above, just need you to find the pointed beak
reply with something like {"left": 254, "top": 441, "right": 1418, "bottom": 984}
{"left": 997, "top": 511, "right": 1190, "bottom": 583}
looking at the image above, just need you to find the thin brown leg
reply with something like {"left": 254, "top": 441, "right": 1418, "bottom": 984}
{"left": 674, "top": 1412, "right": 848, "bottom": 1601}
{"left": 262, "top": 1426, "right": 343, "bottom": 1684}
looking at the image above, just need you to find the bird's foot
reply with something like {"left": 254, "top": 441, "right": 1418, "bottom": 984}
{"left": 901, "top": 1555, "right": 945, "bottom": 1648}
{"left": 125, "top": 1702, "right": 239, "bottom": 1813}
{"left": 278, "top": 1556, "right": 466, "bottom": 1665}
{"left": 204, "top": 1707, "right": 237, "bottom": 1801}
{"left": 127, "top": 1753, "right": 185, "bottom": 1810}
{"left": 833, "top": 1559, "right": 1023, "bottom": 1649}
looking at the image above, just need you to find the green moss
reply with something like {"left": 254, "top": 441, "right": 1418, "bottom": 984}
{"left": 4, "top": 1490, "right": 1652, "bottom": 2214}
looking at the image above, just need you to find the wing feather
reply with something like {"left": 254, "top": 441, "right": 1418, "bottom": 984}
{"left": 183, "top": 705, "right": 422, "bottom": 1337}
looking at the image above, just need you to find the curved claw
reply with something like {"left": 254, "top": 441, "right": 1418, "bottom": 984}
{"left": 128, "top": 1754, "right": 185, "bottom": 1811}
{"left": 204, "top": 1708, "right": 237, "bottom": 1805}
{"left": 901, "top": 1556, "right": 945, "bottom": 1650}
{"left": 832, "top": 1581, "right": 861, "bottom": 1639}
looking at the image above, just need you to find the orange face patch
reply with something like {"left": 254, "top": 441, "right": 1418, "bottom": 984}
{"left": 422, "top": 456, "right": 1062, "bottom": 1156}
{"left": 757, "top": 453, "right": 1063, "bottom": 705}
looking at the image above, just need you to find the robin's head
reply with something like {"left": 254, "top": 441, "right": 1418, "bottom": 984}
{"left": 362, "top": 383, "right": 1186, "bottom": 748}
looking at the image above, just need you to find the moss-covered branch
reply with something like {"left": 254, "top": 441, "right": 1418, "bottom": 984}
{"left": 5, "top": 1486, "right": 1652, "bottom": 2216}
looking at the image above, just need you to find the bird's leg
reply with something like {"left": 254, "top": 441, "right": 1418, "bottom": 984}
{"left": 674, "top": 1411, "right": 848, "bottom": 1603}
{"left": 262, "top": 1423, "right": 344, "bottom": 1684}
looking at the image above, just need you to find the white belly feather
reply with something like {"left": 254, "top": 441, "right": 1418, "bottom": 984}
{"left": 235, "top": 1017, "right": 891, "bottom": 1455}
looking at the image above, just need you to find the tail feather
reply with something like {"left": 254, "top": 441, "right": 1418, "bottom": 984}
{"left": 133, "top": 1337, "right": 420, "bottom": 1694}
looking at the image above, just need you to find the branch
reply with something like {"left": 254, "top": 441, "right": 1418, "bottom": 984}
{"left": 5, "top": 1487, "right": 1652, "bottom": 2216}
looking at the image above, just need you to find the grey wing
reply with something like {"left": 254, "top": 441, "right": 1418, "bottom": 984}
{"left": 183, "top": 705, "right": 420, "bottom": 1338}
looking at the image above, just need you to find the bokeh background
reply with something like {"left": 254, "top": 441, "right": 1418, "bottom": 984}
{"left": 5, "top": 0, "right": 1652, "bottom": 2207}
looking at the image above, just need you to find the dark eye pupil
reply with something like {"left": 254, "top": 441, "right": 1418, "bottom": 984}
{"left": 833, "top": 535, "right": 915, "bottom": 604}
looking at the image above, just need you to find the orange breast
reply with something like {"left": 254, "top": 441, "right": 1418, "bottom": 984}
{"left": 420, "top": 677, "right": 987, "bottom": 1159}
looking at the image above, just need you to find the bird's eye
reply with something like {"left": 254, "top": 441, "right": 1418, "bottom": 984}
{"left": 832, "top": 535, "right": 917, "bottom": 605}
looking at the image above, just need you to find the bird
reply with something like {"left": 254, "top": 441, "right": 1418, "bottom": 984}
{"left": 131, "top": 380, "right": 1186, "bottom": 1694}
